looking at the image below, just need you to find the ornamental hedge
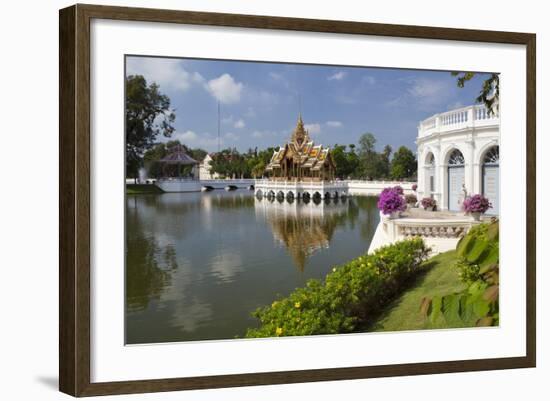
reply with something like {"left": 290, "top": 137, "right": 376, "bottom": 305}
{"left": 245, "top": 238, "right": 431, "bottom": 338}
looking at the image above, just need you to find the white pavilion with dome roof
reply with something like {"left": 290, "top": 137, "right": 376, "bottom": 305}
{"left": 416, "top": 104, "right": 500, "bottom": 214}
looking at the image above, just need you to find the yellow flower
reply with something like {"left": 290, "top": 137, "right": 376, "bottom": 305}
{"left": 332, "top": 267, "right": 337, "bottom": 272}
{"left": 272, "top": 301, "right": 278, "bottom": 308}
{"left": 294, "top": 302, "right": 301, "bottom": 309}
{"left": 276, "top": 327, "right": 283, "bottom": 336}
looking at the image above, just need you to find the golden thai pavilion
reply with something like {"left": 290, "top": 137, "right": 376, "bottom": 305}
{"left": 265, "top": 115, "right": 335, "bottom": 181}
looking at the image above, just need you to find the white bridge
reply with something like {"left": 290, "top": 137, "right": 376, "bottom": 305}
{"left": 254, "top": 179, "right": 348, "bottom": 200}
{"left": 154, "top": 178, "right": 254, "bottom": 193}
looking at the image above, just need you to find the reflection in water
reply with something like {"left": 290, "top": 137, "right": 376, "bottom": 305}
{"left": 255, "top": 197, "right": 352, "bottom": 271}
{"left": 125, "top": 190, "right": 379, "bottom": 344}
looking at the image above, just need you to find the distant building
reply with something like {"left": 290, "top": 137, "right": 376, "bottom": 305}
{"left": 265, "top": 115, "right": 335, "bottom": 181}
{"left": 198, "top": 154, "right": 220, "bottom": 180}
{"left": 416, "top": 105, "right": 499, "bottom": 214}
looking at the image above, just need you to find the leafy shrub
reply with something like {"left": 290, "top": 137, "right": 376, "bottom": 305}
{"left": 455, "top": 258, "right": 481, "bottom": 284}
{"left": 422, "top": 221, "right": 499, "bottom": 327}
{"left": 246, "top": 238, "right": 431, "bottom": 338}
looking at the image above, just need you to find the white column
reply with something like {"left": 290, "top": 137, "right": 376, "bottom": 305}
{"left": 465, "top": 139, "right": 475, "bottom": 196}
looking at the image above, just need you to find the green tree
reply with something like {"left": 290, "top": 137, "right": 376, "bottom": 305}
{"left": 377, "top": 144, "right": 393, "bottom": 179}
{"left": 126, "top": 75, "right": 175, "bottom": 180}
{"left": 451, "top": 72, "right": 499, "bottom": 115}
{"left": 390, "top": 146, "right": 417, "bottom": 179}
{"left": 358, "top": 133, "right": 380, "bottom": 179}
{"left": 331, "top": 144, "right": 350, "bottom": 179}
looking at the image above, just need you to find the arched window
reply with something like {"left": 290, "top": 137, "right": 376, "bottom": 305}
{"left": 448, "top": 149, "right": 465, "bottom": 165}
{"left": 426, "top": 152, "right": 435, "bottom": 166}
{"left": 482, "top": 145, "right": 499, "bottom": 215}
{"left": 425, "top": 152, "right": 436, "bottom": 194}
{"left": 483, "top": 146, "right": 499, "bottom": 164}
{"left": 447, "top": 149, "right": 465, "bottom": 211}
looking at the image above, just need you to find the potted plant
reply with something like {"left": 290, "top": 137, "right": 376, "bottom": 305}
{"left": 462, "top": 194, "right": 492, "bottom": 221}
{"left": 405, "top": 193, "right": 417, "bottom": 209}
{"left": 377, "top": 186, "right": 406, "bottom": 218}
{"left": 421, "top": 197, "right": 437, "bottom": 211}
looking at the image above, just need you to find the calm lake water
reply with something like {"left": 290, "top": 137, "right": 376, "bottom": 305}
{"left": 126, "top": 190, "right": 380, "bottom": 344}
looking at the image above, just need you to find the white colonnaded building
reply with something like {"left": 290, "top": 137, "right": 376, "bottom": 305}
{"left": 416, "top": 104, "right": 500, "bottom": 214}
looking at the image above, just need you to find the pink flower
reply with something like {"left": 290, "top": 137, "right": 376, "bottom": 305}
{"left": 377, "top": 187, "right": 406, "bottom": 215}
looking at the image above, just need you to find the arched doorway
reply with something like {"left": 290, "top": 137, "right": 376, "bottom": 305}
{"left": 425, "top": 152, "right": 435, "bottom": 197}
{"left": 482, "top": 146, "right": 499, "bottom": 215}
{"left": 447, "top": 149, "right": 465, "bottom": 211}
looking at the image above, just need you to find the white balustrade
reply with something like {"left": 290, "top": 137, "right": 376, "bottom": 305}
{"left": 418, "top": 105, "right": 499, "bottom": 138}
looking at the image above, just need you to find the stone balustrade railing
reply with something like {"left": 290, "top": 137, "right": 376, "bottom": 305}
{"left": 419, "top": 104, "right": 499, "bottom": 138}
{"left": 397, "top": 223, "right": 469, "bottom": 238}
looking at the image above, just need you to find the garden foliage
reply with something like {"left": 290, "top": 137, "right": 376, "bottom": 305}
{"left": 246, "top": 238, "right": 430, "bottom": 338}
{"left": 421, "top": 221, "right": 499, "bottom": 327}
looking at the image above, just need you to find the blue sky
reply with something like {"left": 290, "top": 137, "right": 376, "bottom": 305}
{"left": 126, "top": 56, "right": 491, "bottom": 153}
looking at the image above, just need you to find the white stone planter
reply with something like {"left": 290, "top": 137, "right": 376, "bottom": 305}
{"left": 389, "top": 211, "right": 401, "bottom": 219}
{"left": 470, "top": 212, "right": 482, "bottom": 221}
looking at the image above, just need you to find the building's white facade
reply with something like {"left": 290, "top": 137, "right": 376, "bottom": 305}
{"left": 198, "top": 154, "right": 220, "bottom": 180}
{"left": 416, "top": 104, "right": 500, "bottom": 214}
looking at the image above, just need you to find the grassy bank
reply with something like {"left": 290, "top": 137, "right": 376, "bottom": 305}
{"left": 367, "top": 250, "right": 465, "bottom": 332}
{"left": 126, "top": 184, "right": 164, "bottom": 195}
{"left": 369, "top": 220, "right": 499, "bottom": 331}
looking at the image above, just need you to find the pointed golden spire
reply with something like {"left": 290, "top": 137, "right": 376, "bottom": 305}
{"left": 292, "top": 114, "right": 309, "bottom": 146}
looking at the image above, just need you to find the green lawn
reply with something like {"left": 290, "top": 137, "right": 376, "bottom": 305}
{"left": 367, "top": 250, "right": 466, "bottom": 332}
{"left": 126, "top": 184, "right": 164, "bottom": 195}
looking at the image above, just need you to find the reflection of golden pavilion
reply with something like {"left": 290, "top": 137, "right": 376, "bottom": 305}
{"left": 257, "top": 115, "right": 346, "bottom": 200}
{"left": 266, "top": 115, "right": 336, "bottom": 181}
{"left": 255, "top": 197, "right": 349, "bottom": 271}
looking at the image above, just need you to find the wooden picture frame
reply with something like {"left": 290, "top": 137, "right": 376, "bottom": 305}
{"left": 59, "top": 3, "right": 536, "bottom": 397}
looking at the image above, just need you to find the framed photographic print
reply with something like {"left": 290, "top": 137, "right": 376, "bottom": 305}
{"left": 59, "top": 4, "right": 536, "bottom": 397}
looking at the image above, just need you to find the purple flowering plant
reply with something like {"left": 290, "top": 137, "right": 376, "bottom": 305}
{"left": 377, "top": 187, "right": 406, "bottom": 215}
{"left": 421, "top": 197, "right": 436, "bottom": 210}
{"left": 412, "top": 184, "right": 418, "bottom": 191}
{"left": 463, "top": 194, "right": 492, "bottom": 214}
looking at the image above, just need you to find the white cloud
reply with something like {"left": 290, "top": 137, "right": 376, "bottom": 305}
{"left": 221, "top": 116, "right": 245, "bottom": 129}
{"left": 447, "top": 101, "right": 464, "bottom": 110}
{"left": 225, "top": 132, "right": 239, "bottom": 141}
{"left": 304, "top": 123, "right": 322, "bottom": 135}
{"left": 328, "top": 71, "right": 346, "bottom": 81}
{"left": 175, "top": 130, "right": 198, "bottom": 142}
{"left": 126, "top": 57, "right": 201, "bottom": 92}
{"left": 362, "top": 75, "right": 376, "bottom": 85}
{"left": 251, "top": 130, "right": 283, "bottom": 139}
{"left": 221, "top": 115, "right": 234, "bottom": 125}
{"left": 387, "top": 77, "right": 454, "bottom": 111}
{"left": 168, "top": 130, "right": 222, "bottom": 150}
{"left": 251, "top": 131, "right": 265, "bottom": 138}
{"left": 205, "top": 73, "right": 243, "bottom": 104}
{"left": 326, "top": 121, "right": 343, "bottom": 127}
{"left": 407, "top": 78, "right": 451, "bottom": 99}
